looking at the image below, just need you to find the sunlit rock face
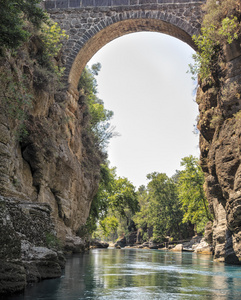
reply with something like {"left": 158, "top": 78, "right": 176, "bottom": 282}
{"left": 0, "top": 48, "right": 101, "bottom": 243}
{"left": 198, "top": 37, "right": 241, "bottom": 264}
{"left": 0, "top": 46, "right": 101, "bottom": 293}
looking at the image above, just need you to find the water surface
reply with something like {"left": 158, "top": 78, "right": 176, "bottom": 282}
{"left": 5, "top": 248, "right": 241, "bottom": 299}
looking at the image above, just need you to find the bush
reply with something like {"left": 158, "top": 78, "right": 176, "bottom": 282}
{"left": 0, "top": 0, "right": 46, "bottom": 54}
{"left": 189, "top": 0, "right": 240, "bottom": 83}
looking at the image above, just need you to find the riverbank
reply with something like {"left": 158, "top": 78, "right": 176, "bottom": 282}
{"left": 93, "top": 235, "right": 213, "bottom": 256}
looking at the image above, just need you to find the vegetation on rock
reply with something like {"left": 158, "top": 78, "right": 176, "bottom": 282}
{"left": 189, "top": 0, "right": 240, "bottom": 84}
{"left": 191, "top": 0, "right": 241, "bottom": 262}
{"left": 0, "top": 0, "right": 67, "bottom": 139}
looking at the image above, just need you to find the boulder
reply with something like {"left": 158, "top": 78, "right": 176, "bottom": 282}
{"left": 114, "top": 236, "right": 126, "bottom": 248}
{"left": 64, "top": 235, "right": 85, "bottom": 253}
{"left": 90, "top": 240, "right": 109, "bottom": 249}
{"left": 193, "top": 238, "right": 213, "bottom": 255}
{"left": 171, "top": 244, "right": 183, "bottom": 252}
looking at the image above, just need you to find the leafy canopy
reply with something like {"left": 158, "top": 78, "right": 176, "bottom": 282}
{"left": 133, "top": 172, "right": 186, "bottom": 242}
{"left": 78, "top": 64, "right": 118, "bottom": 151}
{"left": 177, "top": 156, "right": 213, "bottom": 234}
{"left": 85, "top": 163, "right": 139, "bottom": 238}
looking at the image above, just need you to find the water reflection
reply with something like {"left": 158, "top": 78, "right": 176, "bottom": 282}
{"left": 4, "top": 248, "right": 241, "bottom": 300}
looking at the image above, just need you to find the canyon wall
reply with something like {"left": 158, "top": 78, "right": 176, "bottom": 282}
{"left": 0, "top": 50, "right": 101, "bottom": 241}
{"left": 198, "top": 37, "right": 241, "bottom": 264}
{"left": 0, "top": 43, "right": 101, "bottom": 293}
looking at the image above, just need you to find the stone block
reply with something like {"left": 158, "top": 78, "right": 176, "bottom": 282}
{"left": 56, "top": 0, "right": 69, "bottom": 8}
{"left": 69, "top": 0, "right": 81, "bottom": 7}
{"left": 139, "top": 0, "right": 156, "bottom": 3}
{"left": 82, "top": 0, "right": 94, "bottom": 6}
{"left": 158, "top": 0, "right": 173, "bottom": 3}
{"left": 95, "top": 0, "right": 111, "bottom": 6}
{"left": 44, "top": 1, "right": 56, "bottom": 9}
{"left": 130, "top": 0, "right": 138, "bottom": 4}
{"left": 112, "top": 0, "right": 129, "bottom": 5}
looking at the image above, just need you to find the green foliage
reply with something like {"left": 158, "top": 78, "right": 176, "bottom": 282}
{"left": 0, "top": 1, "right": 69, "bottom": 139}
{"left": 79, "top": 64, "right": 118, "bottom": 151}
{"left": 99, "top": 215, "right": 119, "bottom": 238}
{"left": 0, "top": 0, "right": 67, "bottom": 79}
{"left": 0, "top": 69, "right": 33, "bottom": 140}
{"left": 189, "top": 0, "right": 240, "bottom": 83}
{"left": 0, "top": 0, "right": 46, "bottom": 54}
{"left": 85, "top": 163, "right": 116, "bottom": 234}
{"left": 133, "top": 172, "right": 185, "bottom": 242}
{"left": 85, "top": 163, "right": 139, "bottom": 239}
{"left": 39, "top": 20, "right": 68, "bottom": 76}
{"left": 90, "top": 157, "right": 211, "bottom": 241}
{"left": 177, "top": 156, "right": 213, "bottom": 234}
{"left": 45, "top": 232, "right": 62, "bottom": 249}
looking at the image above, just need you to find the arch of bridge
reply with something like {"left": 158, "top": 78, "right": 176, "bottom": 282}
{"left": 44, "top": 0, "right": 205, "bottom": 93}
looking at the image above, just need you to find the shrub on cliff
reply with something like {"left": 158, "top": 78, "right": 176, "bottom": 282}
{"left": 0, "top": 0, "right": 46, "bottom": 54}
{"left": 189, "top": 0, "right": 241, "bottom": 84}
{"left": 0, "top": 1, "right": 68, "bottom": 139}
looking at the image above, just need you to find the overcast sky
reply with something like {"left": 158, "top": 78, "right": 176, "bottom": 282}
{"left": 88, "top": 32, "right": 199, "bottom": 188}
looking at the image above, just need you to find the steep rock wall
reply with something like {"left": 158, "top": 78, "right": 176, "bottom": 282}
{"left": 198, "top": 37, "right": 241, "bottom": 263}
{"left": 0, "top": 48, "right": 101, "bottom": 243}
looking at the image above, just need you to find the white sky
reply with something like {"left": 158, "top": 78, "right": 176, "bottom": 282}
{"left": 88, "top": 32, "right": 199, "bottom": 188}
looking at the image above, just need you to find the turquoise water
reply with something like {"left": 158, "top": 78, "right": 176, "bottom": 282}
{"left": 5, "top": 248, "right": 241, "bottom": 299}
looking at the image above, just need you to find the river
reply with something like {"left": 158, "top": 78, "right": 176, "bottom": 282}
{"left": 4, "top": 248, "right": 241, "bottom": 300}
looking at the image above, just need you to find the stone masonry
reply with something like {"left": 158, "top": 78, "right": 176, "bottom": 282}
{"left": 43, "top": 0, "right": 205, "bottom": 95}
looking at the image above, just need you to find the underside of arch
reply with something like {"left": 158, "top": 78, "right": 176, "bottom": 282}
{"left": 68, "top": 18, "right": 196, "bottom": 91}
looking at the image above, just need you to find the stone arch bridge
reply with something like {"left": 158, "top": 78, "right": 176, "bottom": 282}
{"left": 43, "top": 0, "right": 205, "bottom": 95}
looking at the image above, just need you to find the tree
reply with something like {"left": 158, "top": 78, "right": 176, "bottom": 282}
{"left": 84, "top": 163, "right": 116, "bottom": 235}
{"left": 78, "top": 64, "right": 119, "bottom": 151}
{"left": 134, "top": 172, "right": 186, "bottom": 242}
{"left": 0, "top": 0, "right": 46, "bottom": 53}
{"left": 97, "top": 176, "right": 139, "bottom": 240}
{"left": 177, "top": 156, "right": 213, "bottom": 234}
{"left": 83, "top": 163, "right": 139, "bottom": 239}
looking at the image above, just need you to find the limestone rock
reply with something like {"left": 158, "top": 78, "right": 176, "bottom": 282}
{"left": 171, "top": 244, "right": 183, "bottom": 252}
{"left": 64, "top": 235, "right": 86, "bottom": 253}
{"left": 0, "top": 197, "right": 65, "bottom": 294}
{"left": 194, "top": 238, "right": 213, "bottom": 255}
{"left": 198, "top": 36, "right": 241, "bottom": 263}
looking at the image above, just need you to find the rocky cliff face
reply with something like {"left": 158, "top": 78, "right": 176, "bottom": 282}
{"left": 0, "top": 49, "right": 101, "bottom": 241}
{"left": 0, "top": 43, "right": 101, "bottom": 293}
{"left": 198, "top": 37, "right": 241, "bottom": 264}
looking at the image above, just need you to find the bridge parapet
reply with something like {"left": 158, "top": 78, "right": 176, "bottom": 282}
{"left": 44, "top": 0, "right": 205, "bottom": 10}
